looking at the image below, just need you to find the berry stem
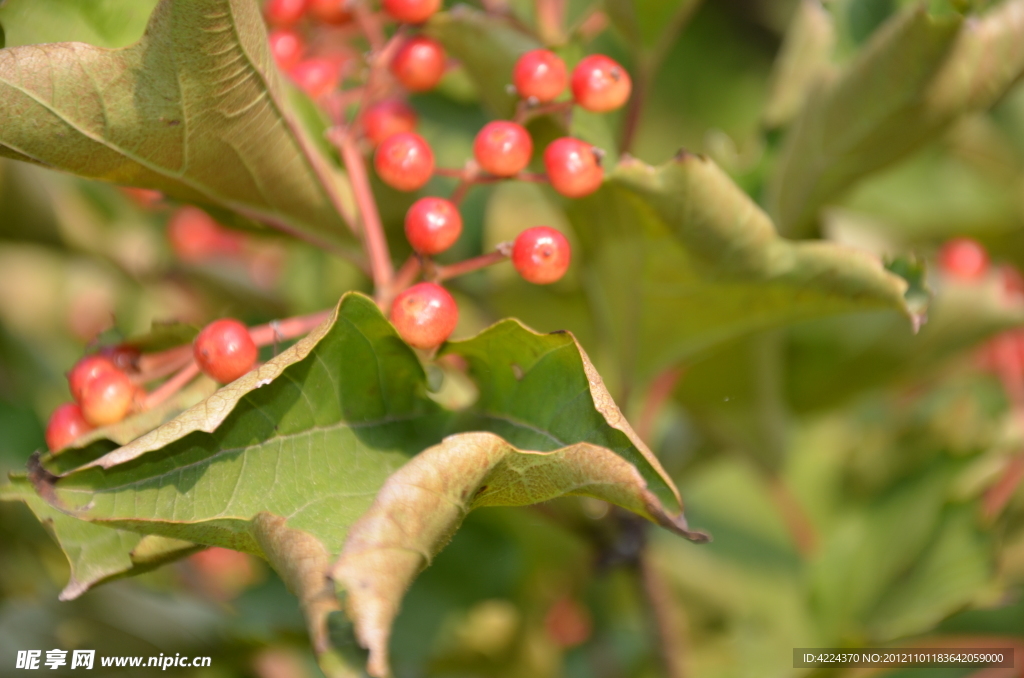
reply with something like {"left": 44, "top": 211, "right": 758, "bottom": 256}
{"left": 143, "top": 361, "right": 201, "bottom": 410}
{"left": 513, "top": 99, "right": 573, "bottom": 126}
{"left": 534, "top": 0, "right": 567, "bottom": 45}
{"left": 353, "top": 0, "right": 387, "bottom": 52}
{"left": 248, "top": 310, "right": 333, "bottom": 346}
{"left": 133, "top": 347, "right": 194, "bottom": 385}
{"left": 435, "top": 244, "right": 511, "bottom": 281}
{"left": 331, "top": 129, "right": 395, "bottom": 304}
{"left": 393, "top": 255, "right": 423, "bottom": 294}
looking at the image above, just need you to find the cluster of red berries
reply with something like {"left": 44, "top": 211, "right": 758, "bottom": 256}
{"left": 45, "top": 319, "right": 260, "bottom": 452}
{"left": 375, "top": 45, "right": 630, "bottom": 350}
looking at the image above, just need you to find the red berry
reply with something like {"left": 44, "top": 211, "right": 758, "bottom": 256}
{"left": 194, "top": 319, "right": 259, "bottom": 384}
{"left": 374, "top": 132, "right": 435, "bottom": 191}
{"left": 543, "top": 138, "right": 604, "bottom": 198}
{"left": 308, "top": 0, "right": 352, "bottom": 24}
{"left": 473, "top": 121, "right": 533, "bottom": 177}
{"left": 571, "top": 54, "right": 632, "bottom": 113}
{"left": 269, "top": 28, "right": 304, "bottom": 71}
{"left": 264, "top": 0, "right": 307, "bottom": 26}
{"left": 168, "top": 207, "right": 243, "bottom": 262}
{"left": 390, "top": 282, "right": 459, "bottom": 349}
{"left": 999, "top": 265, "right": 1024, "bottom": 302}
{"left": 46, "top": 403, "right": 94, "bottom": 451}
{"left": 389, "top": 36, "right": 446, "bottom": 92}
{"left": 289, "top": 57, "right": 341, "bottom": 99}
{"left": 68, "top": 354, "right": 118, "bottom": 403}
{"left": 513, "top": 50, "right": 567, "bottom": 103}
{"left": 405, "top": 197, "right": 462, "bottom": 255}
{"left": 939, "top": 238, "right": 988, "bottom": 280}
{"left": 121, "top": 187, "right": 163, "bottom": 208}
{"left": 361, "top": 99, "right": 418, "bottom": 146}
{"left": 80, "top": 369, "right": 135, "bottom": 427}
{"left": 382, "top": 0, "right": 441, "bottom": 24}
{"left": 512, "top": 226, "right": 571, "bottom": 284}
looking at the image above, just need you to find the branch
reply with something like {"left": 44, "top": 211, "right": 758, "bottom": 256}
{"left": 636, "top": 367, "right": 684, "bottom": 445}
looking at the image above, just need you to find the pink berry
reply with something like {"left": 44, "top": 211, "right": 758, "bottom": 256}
{"left": 308, "top": 0, "right": 352, "bottom": 24}
{"left": 361, "top": 99, "right": 418, "bottom": 146}
{"left": 382, "top": 0, "right": 441, "bottom": 24}
{"left": 80, "top": 369, "right": 135, "bottom": 427}
{"left": 513, "top": 50, "right": 567, "bottom": 103}
{"left": 264, "top": 0, "right": 307, "bottom": 26}
{"left": 389, "top": 36, "right": 446, "bottom": 92}
{"left": 194, "top": 319, "right": 259, "bottom": 384}
{"left": 374, "top": 132, "right": 435, "bottom": 191}
{"left": 269, "top": 28, "right": 304, "bottom": 71}
{"left": 473, "top": 121, "right": 533, "bottom": 177}
{"left": 405, "top": 197, "right": 462, "bottom": 255}
{"left": 939, "top": 238, "right": 988, "bottom": 280}
{"left": 543, "top": 138, "right": 604, "bottom": 198}
{"left": 390, "top": 282, "right": 459, "bottom": 349}
{"left": 512, "top": 226, "right": 571, "bottom": 284}
{"left": 46, "top": 403, "right": 94, "bottom": 451}
{"left": 289, "top": 57, "right": 341, "bottom": 99}
{"left": 68, "top": 354, "right": 118, "bottom": 403}
{"left": 571, "top": 54, "right": 632, "bottom": 113}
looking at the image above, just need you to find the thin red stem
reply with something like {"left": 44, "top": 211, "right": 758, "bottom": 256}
{"left": 636, "top": 367, "right": 684, "bottom": 445}
{"left": 534, "top": 0, "right": 567, "bottom": 45}
{"left": 435, "top": 246, "right": 511, "bottom": 281}
{"left": 249, "top": 310, "right": 332, "bottom": 347}
{"left": 514, "top": 100, "right": 573, "bottom": 125}
{"left": 136, "top": 345, "right": 193, "bottom": 382}
{"left": 392, "top": 255, "right": 423, "bottom": 295}
{"left": 331, "top": 129, "right": 395, "bottom": 303}
{"left": 768, "top": 476, "right": 818, "bottom": 557}
{"left": 143, "top": 361, "right": 201, "bottom": 410}
{"left": 353, "top": 0, "right": 386, "bottom": 52}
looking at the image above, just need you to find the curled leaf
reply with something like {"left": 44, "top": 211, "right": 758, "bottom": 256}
{"left": 331, "top": 431, "right": 708, "bottom": 678}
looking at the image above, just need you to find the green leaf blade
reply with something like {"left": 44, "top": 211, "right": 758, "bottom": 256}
{"left": 0, "top": 0, "right": 352, "bottom": 246}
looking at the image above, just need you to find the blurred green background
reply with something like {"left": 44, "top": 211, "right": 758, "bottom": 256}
{"left": 3, "top": 0, "right": 1024, "bottom": 677}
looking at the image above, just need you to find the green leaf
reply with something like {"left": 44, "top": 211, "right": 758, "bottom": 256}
{"left": 788, "top": 275, "right": 1024, "bottom": 413}
{"left": 332, "top": 431, "right": 706, "bottom": 677}
{"left": 426, "top": 7, "right": 540, "bottom": 118}
{"left": 0, "top": 0, "right": 354, "bottom": 249}
{"left": 762, "top": 0, "right": 836, "bottom": 129}
{"left": 768, "top": 0, "right": 1024, "bottom": 237}
{"left": 27, "top": 293, "right": 692, "bottom": 675}
{"left": 0, "top": 475, "right": 198, "bottom": 601}
{"left": 568, "top": 153, "right": 917, "bottom": 386}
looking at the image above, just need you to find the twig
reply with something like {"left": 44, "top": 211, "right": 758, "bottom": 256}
{"left": 435, "top": 245, "right": 512, "bottom": 281}
{"left": 330, "top": 129, "right": 395, "bottom": 304}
